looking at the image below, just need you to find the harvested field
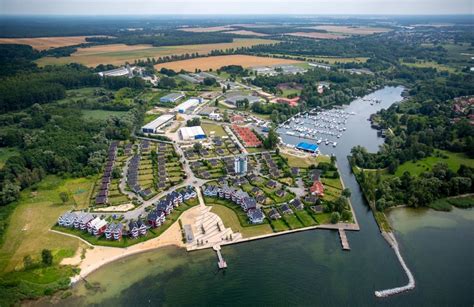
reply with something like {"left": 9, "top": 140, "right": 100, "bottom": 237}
{"left": 0, "top": 36, "right": 106, "bottom": 50}
{"left": 309, "top": 25, "right": 391, "bottom": 35}
{"left": 36, "top": 38, "right": 277, "bottom": 67}
{"left": 285, "top": 32, "right": 346, "bottom": 40}
{"left": 179, "top": 26, "right": 235, "bottom": 32}
{"left": 155, "top": 54, "right": 302, "bottom": 71}
{"left": 225, "top": 30, "right": 268, "bottom": 37}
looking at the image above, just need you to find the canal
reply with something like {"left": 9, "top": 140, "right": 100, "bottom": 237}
{"left": 44, "top": 86, "right": 473, "bottom": 306}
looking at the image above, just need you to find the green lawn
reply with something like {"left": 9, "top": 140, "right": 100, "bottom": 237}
{"left": 394, "top": 150, "right": 474, "bottom": 177}
{"left": 0, "top": 147, "right": 18, "bottom": 169}
{"left": 210, "top": 204, "right": 273, "bottom": 237}
{"left": 268, "top": 218, "right": 290, "bottom": 232}
{"left": 315, "top": 212, "right": 332, "bottom": 225}
{"left": 295, "top": 210, "right": 318, "bottom": 227}
{"left": 201, "top": 122, "right": 228, "bottom": 137}
{"left": 282, "top": 214, "right": 304, "bottom": 229}
{"left": 81, "top": 109, "right": 128, "bottom": 121}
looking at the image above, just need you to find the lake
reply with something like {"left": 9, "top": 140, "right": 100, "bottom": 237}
{"left": 46, "top": 86, "right": 473, "bottom": 306}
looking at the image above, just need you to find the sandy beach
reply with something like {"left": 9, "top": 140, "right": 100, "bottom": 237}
{"left": 59, "top": 221, "right": 185, "bottom": 283}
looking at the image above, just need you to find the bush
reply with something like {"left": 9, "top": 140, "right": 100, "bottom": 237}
{"left": 330, "top": 212, "right": 340, "bottom": 224}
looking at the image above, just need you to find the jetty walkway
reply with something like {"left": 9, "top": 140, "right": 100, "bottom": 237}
{"left": 375, "top": 232, "right": 415, "bottom": 297}
{"left": 213, "top": 245, "right": 227, "bottom": 269}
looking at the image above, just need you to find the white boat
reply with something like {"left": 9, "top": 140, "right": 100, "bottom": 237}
{"left": 333, "top": 142, "right": 337, "bottom": 147}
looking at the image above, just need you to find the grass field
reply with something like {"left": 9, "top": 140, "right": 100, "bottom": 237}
{"left": 0, "top": 147, "right": 18, "bottom": 169}
{"left": 201, "top": 122, "right": 228, "bottom": 137}
{"left": 400, "top": 59, "right": 456, "bottom": 73}
{"left": 155, "top": 54, "right": 302, "bottom": 71}
{"left": 0, "top": 35, "right": 107, "bottom": 50}
{"left": 0, "top": 175, "right": 94, "bottom": 273}
{"left": 429, "top": 195, "right": 474, "bottom": 211}
{"left": 281, "top": 152, "right": 330, "bottom": 168}
{"left": 210, "top": 204, "right": 273, "bottom": 237}
{"left": 394, "top": 150, "right": 474, "bottom": 177}
{"left": 81, "top": 109, "right": 128, "bottom": 121}
{"left": 37, "top": 38, "right": 277, "bottom": 67}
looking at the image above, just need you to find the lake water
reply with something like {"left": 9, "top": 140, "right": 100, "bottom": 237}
{"left": 48, "top": 87, "right": 473, "bottom": 306}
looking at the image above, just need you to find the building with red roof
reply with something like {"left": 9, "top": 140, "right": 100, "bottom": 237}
{"left": 310, "top": 180, "right": 325, "bottom": 197}
{"left": 232, "top": 125, "right": 262, "bottom": 147}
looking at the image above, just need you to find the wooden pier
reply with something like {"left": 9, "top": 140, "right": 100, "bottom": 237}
{"left": 338, "top": 229, "right": 350, "bottom": 250}
{"left": 213, "top": 245, "right": 227, "bottom": 269}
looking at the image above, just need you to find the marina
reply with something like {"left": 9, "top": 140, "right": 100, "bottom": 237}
{"left": 278, "top": 108, "right": 355, "bottom": 149}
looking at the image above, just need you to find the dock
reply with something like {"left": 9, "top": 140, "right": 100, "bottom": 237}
{"left": 213, "top": 245, "right": 227, "bottom": 269}
{"left": 338, "top": 229, "right": 350, "bottom": 250}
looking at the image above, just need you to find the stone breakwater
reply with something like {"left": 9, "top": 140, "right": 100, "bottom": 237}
{"left": 375, "top": 232, "right": 415, "bottom": 297}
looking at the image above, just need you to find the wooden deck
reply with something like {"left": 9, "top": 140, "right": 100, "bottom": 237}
{"left": 338, "top": 229, "right": 350, "bottom": 250}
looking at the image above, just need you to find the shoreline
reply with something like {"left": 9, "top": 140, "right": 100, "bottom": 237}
{"left": 58, "top": 217, "right": 360, "bottom": 283}
{"left": 56, "top": 221, "right": 185, "bottom": 284}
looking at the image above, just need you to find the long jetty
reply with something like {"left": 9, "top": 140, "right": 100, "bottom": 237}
{"left": 338, "top": 229, "right": 350, "bottom": 250}
{"left": 213, "top": 245, "right": 227, "bottom": 269}
{"left": 375, "top": 232, "right": 415, "bottom": 297}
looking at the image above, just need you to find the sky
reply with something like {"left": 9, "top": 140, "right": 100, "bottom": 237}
{"left": 0, "top": 0, "right": 472, "bottom": 15}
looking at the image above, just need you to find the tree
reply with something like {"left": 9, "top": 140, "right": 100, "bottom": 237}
{"left": 330, "top": 155, "right": 337, "bottom": 165}
{"left": 59, "top": 192, "right": 69, "bottom": 204}
{"left": 112, "top": 167, "right": 122, "bottom": 179}
{"left": 41, "top": 249, "right": 53, "bottom": 266}
{"left": 193, "top": 143, "right": 203, "bottom": 152}
{"left": 342, "top": 188, "right": 351, "bottom": 198}
{"left": 203, "top": 77, "right": 217, "bottom": 86}
{"left": 330, "top": 212, "right": 341, "bottom": 224}
{"left": 186, "top": 118, "right": 201, "bottom": 127}
{"left": 341, "top": 210, "right": 352, "bottom": 221}
{"left": 263, "top": 129, "right": 279, "bottom": 149}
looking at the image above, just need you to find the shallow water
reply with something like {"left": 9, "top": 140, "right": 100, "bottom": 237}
{"left": 47, "top": 87, "right": 473, "bottom": 306}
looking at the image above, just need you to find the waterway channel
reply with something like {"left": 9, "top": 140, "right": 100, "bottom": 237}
{"left": 40, "top": 86, "right": 473, "bottom": 306}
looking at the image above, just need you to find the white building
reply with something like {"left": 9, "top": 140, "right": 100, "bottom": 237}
{"left": 178, "top": 126, "right": 207, "bottom": 140}
{"left": 173, "top": 98, "right": 202, "bottom": 114}
{"left": 98, "top": 65, "right": 134, "bottom": 77}
{"left": 160, "top": 93, "right": 185, "bottom": 104}
{"left": 234, "top": 155, "right": 248, "bottom": 175}
{"left": 141, "top": 114, "right": 174, "bottom": 134}
{"left": 209, "top": 112, "right": 222, "bottom": 121}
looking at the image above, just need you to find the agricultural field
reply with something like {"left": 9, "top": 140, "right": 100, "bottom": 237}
{"left": 0, "top": 35, "right": 107, "bottom": 50}
{"left": 179, "top": 26, "right": 236, "bottom": 32}
{"left": 224, "top": 30, "right": 268, "bottom": 37}
{"left": 36, "top": 38, "right": 277, "bottom": 67}
{"left": 394, "top": 150, "right": 474, "bottom": 177}
{"left": 154, "top": 54, "right": 303, "bottom": 71}
{"left": 307, "top": 25, "right": 392, "bottom": 35}
{"left": 285, "top": 32, "right": 346, "bottom": 40}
